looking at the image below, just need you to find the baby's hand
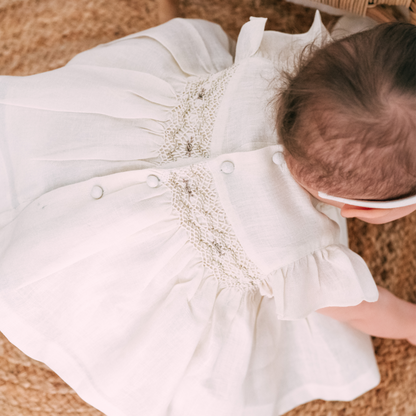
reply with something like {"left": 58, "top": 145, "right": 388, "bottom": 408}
{"left": 317, "top": 286, "right": 416, "bottom": 345}
{"left": 407, "top": 334, "right": 416, "bottom": 346}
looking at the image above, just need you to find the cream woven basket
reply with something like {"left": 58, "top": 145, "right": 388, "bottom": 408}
{"left": 311, "top": 0, "right": 416, "bottom": 22}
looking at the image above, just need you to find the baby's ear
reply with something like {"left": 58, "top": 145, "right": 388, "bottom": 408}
{"left": 340, "top": 204, "right": 393, "bottom": 219}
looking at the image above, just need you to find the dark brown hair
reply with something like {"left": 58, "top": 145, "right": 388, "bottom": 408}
{"left": 277, "top": 23, "right": 416, "bottom": 200}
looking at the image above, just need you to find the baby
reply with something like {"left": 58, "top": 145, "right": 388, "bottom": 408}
{"left": 279, "top": 22, "right": 416, "bottom": 345}
{"left": 0, "top": 10, "right": 415, "bottom": 416}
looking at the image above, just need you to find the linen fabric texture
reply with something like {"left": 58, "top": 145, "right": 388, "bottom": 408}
{"left": 0, "top": 12, "right": 380, "bottom": 416}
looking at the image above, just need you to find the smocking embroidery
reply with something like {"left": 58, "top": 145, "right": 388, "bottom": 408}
{"left": 161, "top": 164, "right": 264, "bottom": 291}
{"left": 159, "top": 65, "right": 238, "bottom": 164}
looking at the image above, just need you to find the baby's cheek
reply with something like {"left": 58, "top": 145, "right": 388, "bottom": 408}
{"left": 358, "top": 205, "right": 416, "bottom": 224}
{"left": 383, "top": 204, "right": 416, "bottom": 222}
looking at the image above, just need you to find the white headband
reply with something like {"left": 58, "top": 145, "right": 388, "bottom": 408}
{"left": 318, "top": 192, "right": 416, "bottom": 209}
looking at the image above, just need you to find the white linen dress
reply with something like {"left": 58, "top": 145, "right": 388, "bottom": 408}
{"left": 0, "top": 11, "right": 381, "bottom": 416}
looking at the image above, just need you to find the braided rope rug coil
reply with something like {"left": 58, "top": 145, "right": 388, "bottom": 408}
{"left": 0, "top": 0, "right": 415, "bottom": 414}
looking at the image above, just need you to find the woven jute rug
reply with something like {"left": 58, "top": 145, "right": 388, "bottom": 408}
{"left": 0, "top": 0, "right": 415, "bottom": 415}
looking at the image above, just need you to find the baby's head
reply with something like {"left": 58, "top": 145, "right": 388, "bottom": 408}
{"left": 277, "top": 22, "right": 416, "bottom": 222}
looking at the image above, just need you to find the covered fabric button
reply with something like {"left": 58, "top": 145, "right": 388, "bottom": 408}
{"left": 146, "top": 175, "right": 160, "bottom": 188}
{"left": 220, "top": 161, "right": 234, "bottom": 174}
{"left": 90, "top": 185, "right": 104, "bottom": 199}
{"left": 272, "top": 152, "right": 285, "bottom": 165}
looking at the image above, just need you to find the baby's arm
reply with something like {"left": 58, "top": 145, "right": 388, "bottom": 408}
{"left": 316, "top": 286, "right": 416, "bottom": 346}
